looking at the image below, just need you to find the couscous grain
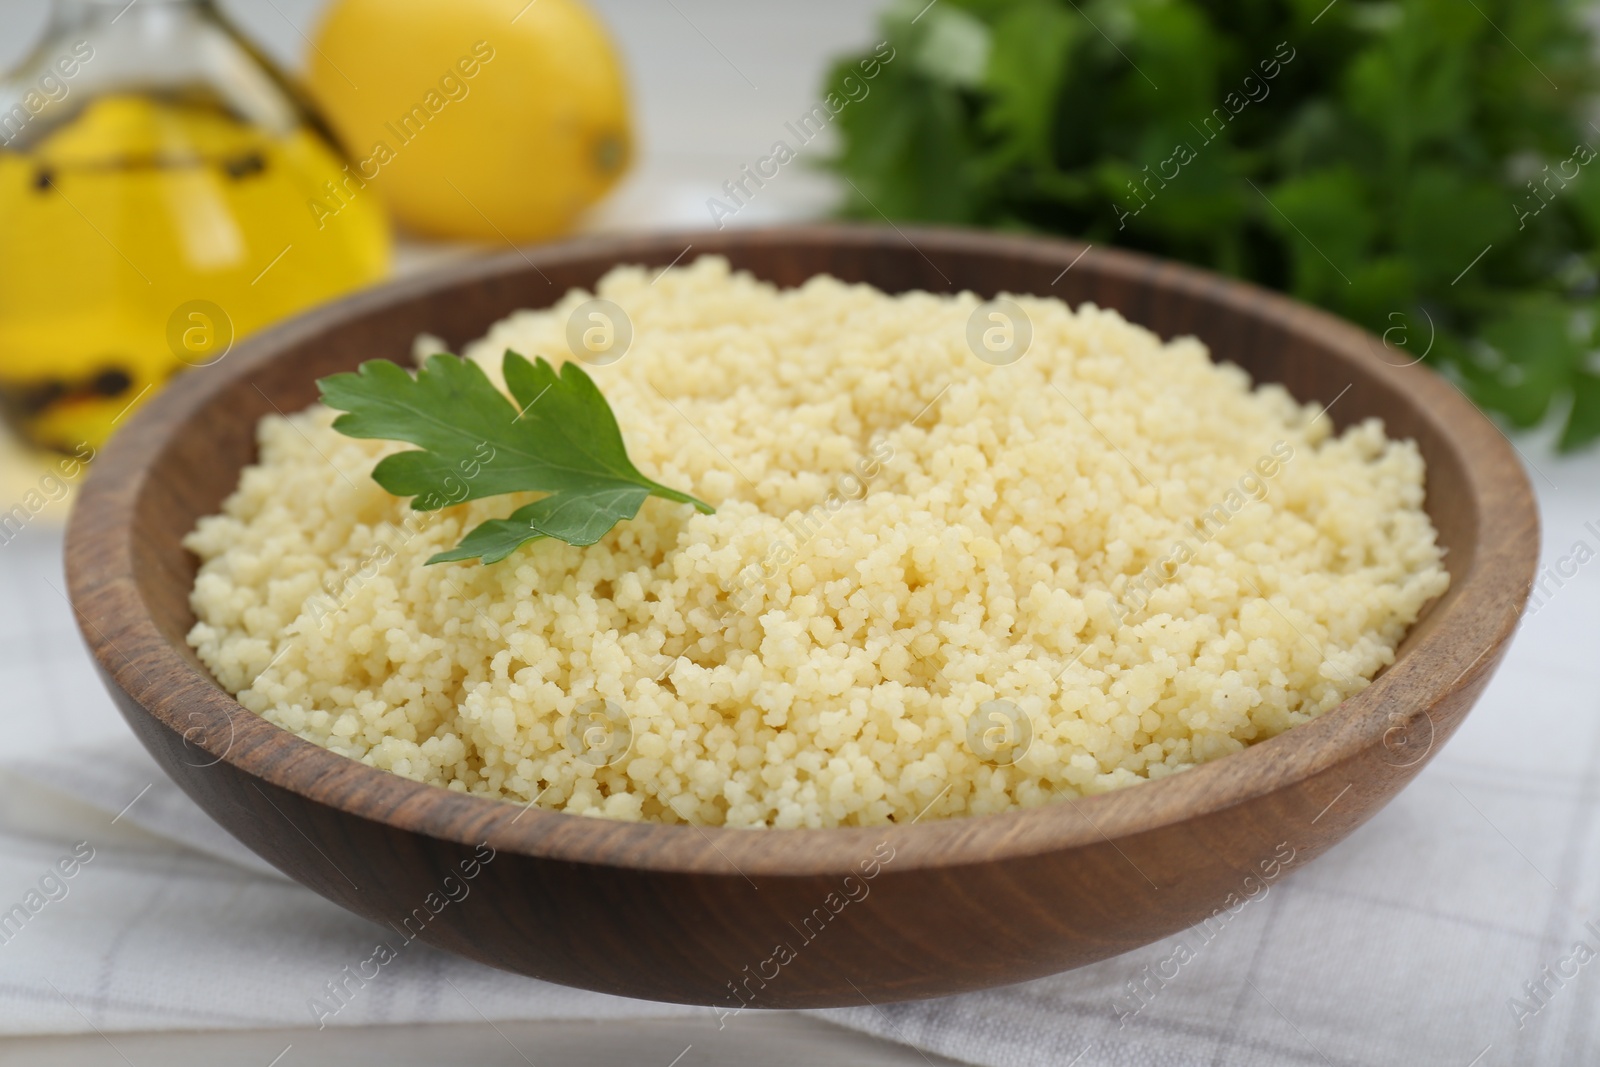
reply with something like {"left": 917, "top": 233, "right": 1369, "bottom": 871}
{"left": 184, "top": 257, "right": 1449, "bottom": 827}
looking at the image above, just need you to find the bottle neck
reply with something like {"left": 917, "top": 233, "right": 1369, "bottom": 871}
{"left": 49, "top": 0, "right": 209, "bottom": 34}
{"left": 0, "top": 0, "right": 303, "bottom": 147}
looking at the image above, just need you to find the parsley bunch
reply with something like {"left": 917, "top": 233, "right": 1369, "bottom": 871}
{"left": 825, "top": 0, "right": 1600, "bottom": 449}
{"left": 320, "top": 351, "right": 713, "bottom": 565}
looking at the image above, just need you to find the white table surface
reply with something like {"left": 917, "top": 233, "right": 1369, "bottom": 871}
{"left": 3, "top": 2, "right": 1599, "bottom": 1065}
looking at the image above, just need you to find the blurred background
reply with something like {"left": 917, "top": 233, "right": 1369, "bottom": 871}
{"left": 4, "top": 0, "right": 1600, "bottom": 471}
{"left": 0, "top": 0, "right": 889, "bottom": 479}
{"left": 0, "top": 0, "right": 885, "bottom": 236}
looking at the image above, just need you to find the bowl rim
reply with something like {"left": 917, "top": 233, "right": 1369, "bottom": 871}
{"left": 65, "top": 223, "right": 1536, "bottom": 878}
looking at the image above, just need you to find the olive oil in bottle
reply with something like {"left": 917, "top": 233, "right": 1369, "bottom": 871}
{"left": 0, "top": 0, "right": 391, "bottom": 452}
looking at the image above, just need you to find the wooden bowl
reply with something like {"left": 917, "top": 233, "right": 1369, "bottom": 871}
{"left": 65, "top": 226, "right": 1537, "bottom": 1009}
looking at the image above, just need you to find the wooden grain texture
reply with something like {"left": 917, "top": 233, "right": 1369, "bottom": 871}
{"left": 64, "top": 226, "right": 1539, "bottom": 1008}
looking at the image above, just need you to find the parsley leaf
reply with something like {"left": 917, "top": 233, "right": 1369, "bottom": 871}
{"left": 317, "top": 351, "right": 713, "bottom": 565}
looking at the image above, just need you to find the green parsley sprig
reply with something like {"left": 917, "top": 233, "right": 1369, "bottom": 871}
{"left": 825, "top": 0, "right": 1600, "bottom": 449}
{"left": 318, "top": 351, "right": 713, "bottom": 565}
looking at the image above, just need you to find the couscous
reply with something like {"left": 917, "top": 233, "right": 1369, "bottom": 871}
{"left": 185, "top": 257, "right": 1449, "bottom": 828}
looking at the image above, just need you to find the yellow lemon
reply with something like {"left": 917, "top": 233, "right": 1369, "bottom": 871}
{"left": 305, "top": 0, "right": 631, "bottom": 243}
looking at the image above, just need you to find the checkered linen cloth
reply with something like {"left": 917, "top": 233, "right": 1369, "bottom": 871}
{"left": 2, "top": 439, "right": 1597, "bottom": 1066}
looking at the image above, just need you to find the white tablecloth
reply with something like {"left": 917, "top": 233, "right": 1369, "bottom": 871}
{"left": 1, "top": 436, "right": 1597, "bottom": 1066}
